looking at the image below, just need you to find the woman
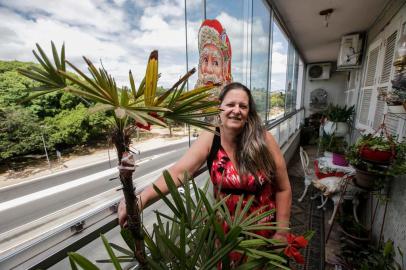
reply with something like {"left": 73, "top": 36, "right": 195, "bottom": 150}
{"left": 118, "top": 82, "right": 292, "bottom": 244}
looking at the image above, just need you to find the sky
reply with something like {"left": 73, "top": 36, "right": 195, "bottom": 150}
{"left": 0, "top": 0, "right": 292, "bottom": 90}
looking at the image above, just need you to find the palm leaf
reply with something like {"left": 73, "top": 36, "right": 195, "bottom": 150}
{"left": 51, "top": 41, "right": 61, "bottom": 69}
{"left": 177, "top": 84, "right": 218, "bottom": 101}
{"left": 120, "top": 228, "right": 135, "bottom": 253}
{"left": 68, "top": 252, "right": 100, "bottom": 270}
{"left": 101, "top": 234, "right": 123, "bottom": 270}
{"left": 128, "top": 70, "right": 137, "bottom": 99}
{"left": 108, "top": 243, "right": 134, "bottom": 257}
{"left": 201, "top": 239, "right": 242, "bottom": 270}
{"left": 245, "top": 248, "right": 287, "bottom": 263}
{"left": 64, "top": 60, "right": 112, "bottom": 101}
{"left": 19, "top": 89, "right": 59, "bottom": 103}
{"left": 35, "top": 43, "right": 61, "bottom": 81}
{"left": 88, "top": 104, "right": 115, "bottom": 114}
{"left": 167, "top": 67, "right": 196, "bottom": 92}
{"left": 18, "top": 68, "right": 61, "bottom": 87}
{"left": 64, "top": 86, "right": 113, "bottom": 105}
{"left": 144, "top": 51, "right": 158, "bottom": 106}
{"left": 120, "top": 88, "right": 130, "bottom": 107}
{"left": 135, "top": 76, "right": 146, "bottom": 99}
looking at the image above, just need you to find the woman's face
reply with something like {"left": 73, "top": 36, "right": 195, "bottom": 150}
{"left": 219, "top": 88, "right": 250, "bottom": 131}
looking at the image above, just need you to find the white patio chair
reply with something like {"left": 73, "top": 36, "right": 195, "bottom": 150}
{"left": 298, "top": 146, "right": 316, "bottom": 202}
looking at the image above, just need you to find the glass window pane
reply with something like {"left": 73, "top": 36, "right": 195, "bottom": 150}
{"left": 270, "top": 126, "right": 280, "bottom": 144}
{"left": 206, "top": 0, "right": 251, "bottom": 85}
{"left": 250, "top": 0, "right": 271, "bottom": 121}
{"left": 279, "top": 120, "right": 289, "bottom": 145}
{"left": 292, "top": 50, "right": 299, "bottom": 110}
{"left": 285, "top": 42, "right": 295, "bottom": 114}
{"left": 186, "top": 0, "right": 204, "bottom": 89}
{"left": 269, "top": 20, "right": 288, "bottom": 121}
{"left": 296, "top": 57, "right": 304, "bottom": 110}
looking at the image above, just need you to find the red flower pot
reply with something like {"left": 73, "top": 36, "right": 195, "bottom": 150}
{"left": 360, "top": 148, "right": 393, "bottom": 164}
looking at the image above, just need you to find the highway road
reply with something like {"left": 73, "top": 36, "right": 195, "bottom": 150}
{"left": 49, "top": 171, "right": 210, "bottom": 270}
{"left": 0, "top": 143, "right": 190, "bottom": 235}
{"left": 0, "top": 141, "right": 192, "bottom": 204}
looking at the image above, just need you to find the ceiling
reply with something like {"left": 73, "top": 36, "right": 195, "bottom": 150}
{"left": 270, "top": 0, "right": 390, "bottom": 63}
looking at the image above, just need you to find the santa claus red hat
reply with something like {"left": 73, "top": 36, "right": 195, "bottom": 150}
{"left": 198, "top": 19, "right": 232, "bottom": 82}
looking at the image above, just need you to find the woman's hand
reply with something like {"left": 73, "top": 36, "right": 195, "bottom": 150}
{"left": 118, "top": 198, "right": 128, "bottom": 228}
{"left": 118, "top": 195, "right": 144, "bottom": 228}
{"left": 272, "top": 231, "right": 288, "bottom": 243}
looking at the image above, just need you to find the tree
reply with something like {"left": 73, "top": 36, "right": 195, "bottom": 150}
{"left": 0, "top": 60, "right": 111, "bottom": 161}
{"left": 18, "top": 42, "right": 219, "bottom": 268}
{"left": 44, "top": 104, "right": 110, "bottom": 148}
{"left": 0, "top": 106, "right": 43, "bottom": 161}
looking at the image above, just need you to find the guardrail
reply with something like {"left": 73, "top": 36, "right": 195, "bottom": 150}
{"left": 0, "top": 108, "right": 304, "bottom": 270}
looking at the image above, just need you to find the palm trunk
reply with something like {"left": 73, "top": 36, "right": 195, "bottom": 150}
{"left": 113, "top": 128, "right": 148, "bottom": 268}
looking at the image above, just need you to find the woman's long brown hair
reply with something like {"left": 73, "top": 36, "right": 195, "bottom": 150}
{"left": 219, "top": 82, "right": 276, "bottom": 183}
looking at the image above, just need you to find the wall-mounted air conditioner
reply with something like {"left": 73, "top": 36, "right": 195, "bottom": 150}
{"left": 308, "top": 63, "right": 331, "bottom": 81}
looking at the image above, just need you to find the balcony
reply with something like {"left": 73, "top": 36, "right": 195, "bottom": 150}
{"left": 1, "top": 0, "right": 405, "bottom": 269}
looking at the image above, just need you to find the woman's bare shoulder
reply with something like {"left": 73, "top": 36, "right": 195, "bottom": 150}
{"left": 194, "top": 130, "right": 216, "bottom": 149}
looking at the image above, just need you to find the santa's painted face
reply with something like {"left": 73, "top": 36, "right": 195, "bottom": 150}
{"left": 200, "top": 43, "right": 224, "bottom": 85}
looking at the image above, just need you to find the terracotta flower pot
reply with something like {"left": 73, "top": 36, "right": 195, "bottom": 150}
{"left": 354, "top": 168, "right": 383, "bottom": 191}
{"left": 332, "top": 153, "right": 349, "bottom": 166}
{"left": 360, "top": 148, "right": 393, "bottom": 164}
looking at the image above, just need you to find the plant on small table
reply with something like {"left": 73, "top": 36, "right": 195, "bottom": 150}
{"left": 319, "top": 134, "right": 349, "bottom": 166}
{"left": 323, "top": 104, "right": 355, "bottom": 136}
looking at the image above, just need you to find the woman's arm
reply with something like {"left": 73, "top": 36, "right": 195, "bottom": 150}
{"left": 265, "top": 132, "right": 292, "bottom": 237}
{"left": 118, "top": 131, "right": 214, "bottom": 227}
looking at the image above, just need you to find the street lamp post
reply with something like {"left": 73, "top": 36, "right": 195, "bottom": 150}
{"left": 40, "top": 132, "right": 51, "bottom": 169}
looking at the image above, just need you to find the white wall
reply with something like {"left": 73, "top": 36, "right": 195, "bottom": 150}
{"left": 303, "top": 66, "right": 348, "bottom": 117}
{"left": 360, "top": 2, "right": 406, "bottom": 264}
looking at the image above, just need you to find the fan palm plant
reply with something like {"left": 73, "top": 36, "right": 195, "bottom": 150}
{"left": 68, "top": 171, "right": 311, "bottom": 269}
{"left": 17, "top": 41, "right": 219, "bottom": 267}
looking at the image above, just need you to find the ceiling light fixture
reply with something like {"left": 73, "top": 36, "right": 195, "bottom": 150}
{"left": 319, "top": 8, "right": 334, "bottom": 28}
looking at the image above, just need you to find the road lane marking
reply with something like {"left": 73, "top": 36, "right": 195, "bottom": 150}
{"left": 0, "top": 150, "right": 182, "bottom": 212}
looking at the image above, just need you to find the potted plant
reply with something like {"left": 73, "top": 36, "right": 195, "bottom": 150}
{"left": 357, "top": 134, "right": 396, "bottom": 164}
{"left": 319, "top": 134, "right": 349, "bottom": 166}
{"left": 346, "top": 134, "right": 406, "bottom": 190}
{"left": 68, "top": 172, "right": 313, "bottom": 269}
{"left": 385, "top": 89, "right": 406, "bottom": 113}
{"left": 323, "top": 104, "right": 355, "bottom": 137}
{"left": 17, "top": 42, "right": 219, "bottom": 268}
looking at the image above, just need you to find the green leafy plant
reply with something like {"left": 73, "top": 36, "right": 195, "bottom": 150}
{"left": 69, "top": 171, "right": 313, "bottom": 269}
{"left": 346, "top": 134, "right": 406, "bottom": 176}
{"left": 319, "top": 134, "right": 348, "bottom": 154}
{"left": 357, "top": 133, "right": 393, "bottom": 152}
{"left": 17, "top": 41, "right": 219, "bottom": 267}
{"left": 338, "top": 238, "right": 404, "bottom": 270}
{"left": 325, "top": 104, "right": 355, "bottom": 123}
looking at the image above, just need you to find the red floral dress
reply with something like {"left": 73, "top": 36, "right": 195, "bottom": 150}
{"left": 207, "top": 132, "right": 276, "bottom": 267}
{"left": 209, "top": 145, "right": 276, "bottom": 238}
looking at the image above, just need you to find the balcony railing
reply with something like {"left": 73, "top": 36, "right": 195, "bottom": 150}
{"left": 0, "top": 108, "right": 304, "bottom": 270}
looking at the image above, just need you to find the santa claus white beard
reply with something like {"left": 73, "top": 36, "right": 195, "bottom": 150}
{"left": 195, "top": 74, "right": 225, "bottom": 97}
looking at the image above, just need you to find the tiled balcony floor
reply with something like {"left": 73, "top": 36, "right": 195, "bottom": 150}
{"left": 287, "top": 145, "right": 328, "bottom": 270}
